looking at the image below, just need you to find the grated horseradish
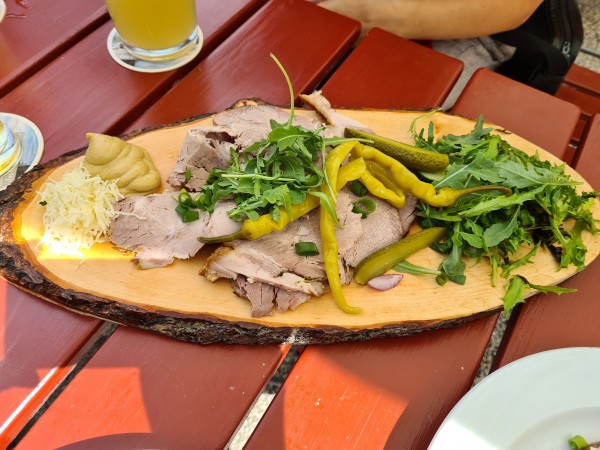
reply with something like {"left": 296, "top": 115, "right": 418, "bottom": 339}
{"left": 38, "top": 164, "right": 124, "bottom": 256}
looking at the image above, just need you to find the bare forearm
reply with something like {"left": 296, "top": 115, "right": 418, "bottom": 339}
{"left": 312, "top": 0, "right": 544, "bottom": 40}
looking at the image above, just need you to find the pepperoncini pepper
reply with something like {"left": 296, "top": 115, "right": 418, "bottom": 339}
{"left": 358, "top": 165, "right": 406, "bottom": 209}
{"left": 320, "top": 141, "right": 362, "bottom": 314}
{"left": 351, "top": 143, "right": 512, "bottom": 207}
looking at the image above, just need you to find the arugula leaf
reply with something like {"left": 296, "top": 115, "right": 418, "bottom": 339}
{"left": 483, "top": 206, "right": 520, "bottom": 248}
{"left": 502, "top": 275, "right": 577, "bottom": 316}
{"left": 496, "top": 160, "right": 580, "bottom": 189}
{"left": 500, "top": 243, "right": 539, "bottom": 278}
{"left": 393, "top": 260, "right": 442, "bottom": 275}
{"left": 502, "top": 276, "right": 527, "bottom": 316}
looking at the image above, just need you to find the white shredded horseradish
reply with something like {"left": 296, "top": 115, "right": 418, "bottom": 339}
{"left": 38, "top": 164, "right": 124, "bottom": 256}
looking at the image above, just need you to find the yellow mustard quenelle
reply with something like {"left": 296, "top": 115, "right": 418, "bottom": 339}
{"left": 83, "top": 133, "right": 161, "bottom": 196}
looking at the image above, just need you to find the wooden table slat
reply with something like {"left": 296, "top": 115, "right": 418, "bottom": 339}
{"left": 320, "top": 28, "right": 463, "bottom": 110}
{"left": 246, "top": 320, "right": 497, "bottom": 449}
{"left": 572, "top": 114, "right": 600, "bottom": 187}
{"left": 0, "top": 285, "right": 103, "bottom": 447}
{"left": 0, "top": 0, "right": 108, "bottom": 97}
{"left": 14, "top": 326, "right": 289, "bottom": 450}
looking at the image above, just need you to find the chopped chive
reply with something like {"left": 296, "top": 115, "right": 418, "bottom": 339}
{"left": 350, "top": 180, "right": 368, "bottom": 196}
{"left": 352, "top": 197, "right": 376, "bottom": 218}
{"left": 568, "top": 435, "right": 589, "bottom": 450}
{"left": 295, "top": 241, "right": 320, "bottom": 256}
{"left": 177, "top": 189, "right": 195, "bottom": 207}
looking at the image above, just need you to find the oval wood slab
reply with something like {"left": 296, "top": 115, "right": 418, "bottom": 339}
{"left": 1, "top": 107, "right": 599, "bottom": 344}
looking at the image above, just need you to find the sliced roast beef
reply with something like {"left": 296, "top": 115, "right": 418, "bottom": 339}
{"left": 340, "top": 194, "right": 418, "bottom": 267}
{"left": 167, "top": 128, "right": 234, "bottom": 190}
{"left": 231, "top": 276, "right": 312, "bottom": 318}
{"left": 110, "top": 194, "right": 240, "bottom": 269}
{"left": 202, "top": 189, "right": 417, "bottom": 317}
{"left": 167, "top": 103, "right": 324, "bottom": 191}
{"left": 212, "top": 103, "right": 321, "bottom": 148}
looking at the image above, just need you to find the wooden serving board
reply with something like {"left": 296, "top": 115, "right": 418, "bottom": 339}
{"left": 1, "top": 108, "right": 599, "bottom": 344}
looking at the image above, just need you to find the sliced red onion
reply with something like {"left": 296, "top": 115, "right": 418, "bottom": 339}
{"left": 367, "top": 274, "right": 403, "bottom": 291}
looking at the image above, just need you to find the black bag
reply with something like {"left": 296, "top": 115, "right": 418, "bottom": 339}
{"left": 492, "top": 0, "right": 584, "bottom": 94}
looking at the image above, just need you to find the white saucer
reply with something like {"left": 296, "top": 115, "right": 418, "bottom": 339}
{"left": 107, "top": 26, "right": 203, "bottom": 73}
{"left": 0, "top": 113, "right": 44, "bottom": 176}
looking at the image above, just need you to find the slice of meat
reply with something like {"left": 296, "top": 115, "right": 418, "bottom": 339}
{"left": 340, "top": 193, "right": 417, "bottom": 267}
{"left": 167, "top": 128, "right": 234, "bottom": 191}
{"left": 300, "top": 90, "right": 373, "bottom": 137}
{"left": 167, "top": 103, "right": 326, "bottom": 191}
{"left": 212, "top": 103, "right": 322, "bottom": 147}
{"left": 203, "top": 189, "right": 417, "bottom": 317}
{"left": 231, "top": 276, "right": 312, "bottom": 318}
{"left": 109, "top": 194, "right": 240, "bottom": 269}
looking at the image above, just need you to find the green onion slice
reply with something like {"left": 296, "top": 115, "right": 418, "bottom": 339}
{"left": 295, "top": 241, "right": 320, "bottom": 256}
{"left": 350, "top": 180, "right": 368, "bottom": 196}
{"left": 568, "top": 435, "right": 589, "bottom": 450}
{"left": 352, "top": 197, "right": 376, "bottom": 218}
{"left": 177, "top": 189, "right": 195, "bottom": 207}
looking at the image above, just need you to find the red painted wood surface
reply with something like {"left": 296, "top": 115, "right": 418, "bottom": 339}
{"left": 493, "top": 114, "right": 600, "bottom": 370}
{"left": 0, "top": 0, "right": 268, "bottom": 160}
{"left": 452, "top": 68, "right": 581, "bottom": 164}
{"left": 0, "top": 285, "right": 103, "bottom": 448}
{"left": 245, "top": 28, "right": 500, "bottom": 449}
{"left": 572, "top": 114, "right": 600, "bottom": 186}
{"left": 320, "top": 28, "right": 463, "bottom": 110}
{"left": 0, "top": 0, "right": 108, "bottom": 96}
{"left": 128, "top": 0, "right": 360, "bottom": 130}
{"left": 556, "top": 65, "right": 600, "bottom": 148}
{"left": 11, "top": 1, "right": 360, "bottom": 448}
{"left": 565, "top": 65, "right": 600, "bottom": 95}
{"left": 14, "top": 326, "right": 289, "bottom": 450}
{"left": 247, "top": 321, "right": 496, "bottom": 449}
{"left": 555, "top": 65, "right": 600, "bottom": 146}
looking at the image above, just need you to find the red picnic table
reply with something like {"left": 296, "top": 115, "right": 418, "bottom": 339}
{"left": 1, "top": 1, "right": 599, "bottom": 449}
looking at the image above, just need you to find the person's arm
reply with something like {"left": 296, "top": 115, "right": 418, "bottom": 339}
{"left": 311, "top": 0, "right": 544, "bottom": 40}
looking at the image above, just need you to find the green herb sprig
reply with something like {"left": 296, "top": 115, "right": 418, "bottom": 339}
{"left": 413, "top": 115, "right": 599, "bottom": 315}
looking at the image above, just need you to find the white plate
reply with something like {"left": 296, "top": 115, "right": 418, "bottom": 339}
{"left": 429, "top": 347, "right": 600, "bottom": 449}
